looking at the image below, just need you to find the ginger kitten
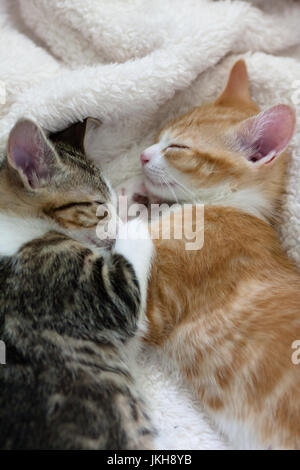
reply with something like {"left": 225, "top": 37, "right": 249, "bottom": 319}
{"left": 141, "top": 61, "right": 300, "bottom": 449}
{"left": 141, "top": 60, "right": 295, "bottom": 223}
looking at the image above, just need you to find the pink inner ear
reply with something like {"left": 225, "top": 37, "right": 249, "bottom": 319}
{"left": 8, "top": 120, "right": 54, "bottom": 188}
{"left": 11, "top": 144, "right": 39, "bottom": 187}
{"left": 240, "top": 105, "right": 295, "bottom": 163}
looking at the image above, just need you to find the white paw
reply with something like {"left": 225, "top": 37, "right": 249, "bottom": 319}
{"left": 114, "top": 218, "right": 153, "bottom": 296}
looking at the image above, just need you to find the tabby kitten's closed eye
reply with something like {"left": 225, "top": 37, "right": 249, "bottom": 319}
{"left": 142, "top": 61, "right": 300, "bottom": 449}
{"left": 0, "top": 119, "right": 154, "bottom": 449}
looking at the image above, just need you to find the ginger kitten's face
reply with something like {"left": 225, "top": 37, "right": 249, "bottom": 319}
{"left": 141, "top": 61, "right": 295, "bottom": 220}
{"left": 3, "top": 119, "right": 115, "bottom": 246}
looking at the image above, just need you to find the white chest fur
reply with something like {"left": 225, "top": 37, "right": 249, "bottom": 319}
{"left": 0, "top": 213, "right": 53, "bottom": 257}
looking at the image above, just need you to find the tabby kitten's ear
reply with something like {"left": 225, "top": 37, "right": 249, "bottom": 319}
{"left": 216, "top": 59, "right": 251, "bottom": 105}
{"left": 50, "top": 117, "right": 101, "bottom": 154}
{"left": 7, "top": 119, "right": 59, "bottom": 190}
{"left": 234, "top": 104, "right": 296, "bottom": 165}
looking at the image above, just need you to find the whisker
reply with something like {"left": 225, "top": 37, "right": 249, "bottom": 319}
{"left": 146, "top": 167, "right": 194, "bottom": 203}
{"left": 166, "top": 173, "right": 196, "bottom": 200}
{"left": 160, "top": 174, "right": 179, "bottom": 203}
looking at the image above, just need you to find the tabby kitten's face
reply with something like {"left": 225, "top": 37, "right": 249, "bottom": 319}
{"left": 3, "top": 119, "right": 115, "bottom": 246}
{"left": 141, "top": 61, "right": 295, "bottom": 219}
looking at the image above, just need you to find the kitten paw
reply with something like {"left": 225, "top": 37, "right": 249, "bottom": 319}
{"left": 114, "top": 218, "right": 153, "bottom": 284}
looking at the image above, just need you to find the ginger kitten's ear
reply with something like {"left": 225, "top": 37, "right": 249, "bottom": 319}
{"left": 234, "top": 104, "right": 296, "bottom": 165}
{"left": 50, "top": 117, "right": 101, "bottom": 154}
{"left": 8, "top": 119, "right": 59, "bottom": 190}
{"left": 216, "top": 60, "right": 251, "bottom": 105}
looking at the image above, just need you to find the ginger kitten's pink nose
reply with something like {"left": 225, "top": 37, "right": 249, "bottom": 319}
{"left": 140, "top": 153, "right": 150, "bottom": 166}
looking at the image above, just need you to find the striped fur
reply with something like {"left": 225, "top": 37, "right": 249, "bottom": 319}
{"left": 0, "top": 120, "right": 154, "bottom": 449}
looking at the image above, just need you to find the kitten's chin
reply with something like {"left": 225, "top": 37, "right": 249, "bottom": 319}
{"left": 144, "top": 176, "right": 177, "bottom": 203}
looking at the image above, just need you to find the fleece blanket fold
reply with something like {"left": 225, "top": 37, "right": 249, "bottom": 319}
{"left": 1, "top": 0, "right": 300, "bottom": 449}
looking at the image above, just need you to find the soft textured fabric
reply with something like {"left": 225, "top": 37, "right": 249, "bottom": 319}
{"left": 1, "top": 0, "right": 300, "bottom": 450}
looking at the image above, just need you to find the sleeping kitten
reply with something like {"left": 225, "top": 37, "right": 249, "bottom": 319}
{"left": 141, "top": 60, "right": 294, "bottom": 223}
{"left": 142, "top": 61, "right": 300, "bottom": 449}
{"left": 0, "top": 119, "right": 154, "bottom": 449}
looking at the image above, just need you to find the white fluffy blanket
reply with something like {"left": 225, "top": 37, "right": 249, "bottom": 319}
{"left": 1, "top": 0, "right": 300, "bottom": 450}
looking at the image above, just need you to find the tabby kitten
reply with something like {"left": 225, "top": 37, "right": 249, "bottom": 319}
{"left": 141, "top": 61, "right": 300, "bottom": 449}
{"left": 0, "top": 119, "right": 154, "bottom": 450}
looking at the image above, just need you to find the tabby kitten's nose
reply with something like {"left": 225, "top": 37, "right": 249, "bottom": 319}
{"left": 140, "top": 153, "right": 150, "bottom": 166}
